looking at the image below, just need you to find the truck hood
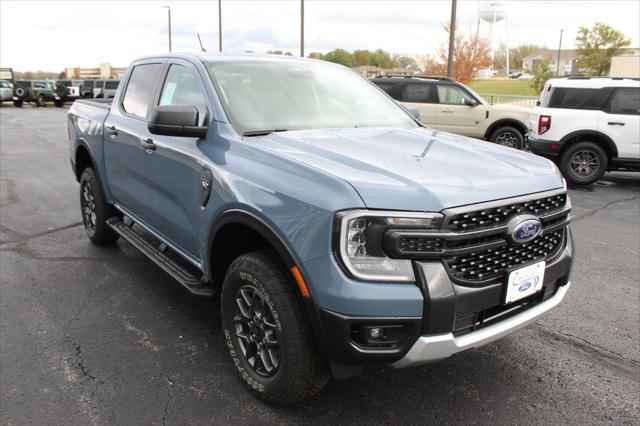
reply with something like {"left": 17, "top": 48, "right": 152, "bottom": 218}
{"left": 250, "top": 127, "right": 563, "bottom": 212}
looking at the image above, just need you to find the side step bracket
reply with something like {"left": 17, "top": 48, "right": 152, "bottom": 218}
{"left": 107, "top": 217, "right": 217, "bottom": 297}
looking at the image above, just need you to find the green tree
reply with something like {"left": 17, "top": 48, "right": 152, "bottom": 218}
{"left": 369, "top": 49, "right": 393, "bottom": 69}
{"left": 576, "top": 22, "right": 631, "bottom": 75}
{"left": 352, "top": 49, "right": 371, "bottom": 66}
{"left": 391, "top": 54, "right": 418, "bottom": 71}
{"left": 531, "top": 56, "right": 555, "bottom": 92}
{"left": 495, "top": 44, "right": 544, "bottom": 70}
{"left": 323, "top": 48, "right": 354, "bottom": 67}
{"left": 307, "top": 52, "right": 323, "bottom": 60}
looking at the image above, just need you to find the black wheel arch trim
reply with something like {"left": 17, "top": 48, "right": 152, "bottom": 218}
{"left": 558, "top": 130, "right": 618, "bottom": 159}
{"left": 207, "top": 208, "right": 331, "bottom": 355}
{"left": 484, "top": 118, "right": 528, "bottom": 140}
{"left": 73, "top": 139, "right": 98, "bottom": 182}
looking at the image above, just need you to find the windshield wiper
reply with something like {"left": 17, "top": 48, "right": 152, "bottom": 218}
{"left": 242, "top": 129, "right": 289, "bottom": 137}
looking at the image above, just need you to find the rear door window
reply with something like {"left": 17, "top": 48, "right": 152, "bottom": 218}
{"left": 608, "top": 88, "right": 640, "bottom": 115}
{"left": 403, "top": 83, "right": 435, "bottom": 103}
{"left": 122, "top": 63, "right": 162, "bottom": 119}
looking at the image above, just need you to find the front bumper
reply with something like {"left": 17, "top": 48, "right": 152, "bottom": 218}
{"left": 392, "top": 281, "right": 570, "bottom": 368}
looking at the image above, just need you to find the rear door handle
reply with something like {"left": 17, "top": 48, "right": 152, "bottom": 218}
{"left": 140, "top": 138, "right": 156, "bottom": 151}
{"left": 607, "top": 122, "right": 625, "bottom": 126}
{"left": 105, "top": 125, "right": 118, "bottom": 136}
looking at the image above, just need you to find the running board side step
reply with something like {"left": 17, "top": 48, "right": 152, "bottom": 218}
{"left": 106, "top": 217, "right": 217, "bottom": 297}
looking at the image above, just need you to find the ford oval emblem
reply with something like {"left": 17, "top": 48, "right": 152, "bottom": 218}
{"left": 507, "top": 215, "right": 542, "bottom": 244}
{"left": 518, "top": 281, "right": 533, "bottom": 292}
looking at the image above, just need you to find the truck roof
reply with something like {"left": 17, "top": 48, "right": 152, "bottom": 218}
{"left": 546, "top": 76, "right": 640, "bottom": 89}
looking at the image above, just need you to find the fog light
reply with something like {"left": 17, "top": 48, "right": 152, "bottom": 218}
{"left": 368, "top": 327, "right": 384, "bottom": 340}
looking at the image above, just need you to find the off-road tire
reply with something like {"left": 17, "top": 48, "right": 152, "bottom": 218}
{"left": 489, "top": 126, "right": 525, "bottom": 150}
{"left": 54, "top": 99, "right": 64, "bottom": 107}
{"left": 13, "top": 100, "right": 23, "bottom": 107}
{"left": 559, "top": 141, "right": 608, "bottom": 185}
{"left": 35, "top": 95, "right": 45, "bottom": 107}
{"left": 79, "top": 167, "right": 118, "bottom": 245}
{"left": 221, "top": 250, "right": 329, "bottom": 405}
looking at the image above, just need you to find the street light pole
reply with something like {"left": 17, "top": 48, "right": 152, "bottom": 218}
{"left": 162, "top": 6, "right": 172, "bottom": 52}
{"left": 218, "top": 0, "right": 222, "bottom": 52}
{"left": 447, "top": 0, "right": 457, "bottom": 77}
{"left": 556, "top": 29, "right": 564, "bottom": 77}
{"left": 300, "top": 0, "right": 304, "bottom": 57}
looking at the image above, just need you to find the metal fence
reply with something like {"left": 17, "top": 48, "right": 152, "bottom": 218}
{"left": 479, "top": 93, "right": 538, "bottom": 108}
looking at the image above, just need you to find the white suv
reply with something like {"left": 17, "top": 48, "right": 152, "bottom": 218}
{"left": 529, "top": 77, "right": 640, "bottom": 185}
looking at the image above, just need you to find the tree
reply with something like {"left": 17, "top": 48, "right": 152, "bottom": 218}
{"left": 495, "top": 43, "right": 543, "bottom": 71}
{"left": 267, "top": 50, "right": 293, "bottom": 56}
{"left": 369, "top": 49, "right": 393, "bottom": 69}
{"left": 391, "top": 54, "right": 418, "bottom": 71}
{"left": 531, "top": 56, "right": 555, "bottom": 92}
{"left": 323, "top": 48, "right": 354, "bottom": 67}
{"left": 307, "top": 52, "right": 323, "bottom": 60}
{"left": 576, "top": 22, "right": 631, "bottom": 75}
{"left": 352, "top": 49, "right": 371, "bottom": 66}
{"left": 432, "top": 23, "right": 492, "bottom": 83}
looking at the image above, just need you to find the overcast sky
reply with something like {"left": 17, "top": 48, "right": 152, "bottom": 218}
{"left": 1, "top": 0, "right": 639, "bottom": 71}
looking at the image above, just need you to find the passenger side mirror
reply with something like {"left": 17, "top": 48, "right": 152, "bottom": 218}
{"left": 397, "top": 102, "right": 421, "bottom": 121}
{"left": 148, "top": 105, "right": 208, "bottom": 138}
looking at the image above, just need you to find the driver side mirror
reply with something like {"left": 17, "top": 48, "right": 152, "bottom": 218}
{"left": 148, "top": 105, "right": 208, "bottom": 138}
{"left": 465, "top": 98, "right": 479, "bottom": 107}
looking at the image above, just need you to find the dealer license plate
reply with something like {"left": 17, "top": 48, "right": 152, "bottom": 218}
{"left": 504, "top": 261, "right": 545, "bottom": 304}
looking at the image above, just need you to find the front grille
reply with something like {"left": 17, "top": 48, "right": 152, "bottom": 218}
{"left": 445, "top": 229, "right": 564, "bottom": 284}
{"left": 446, "top": 193, "right": 567, "bottom": 232}
{"left": 398, "top": 236, "right": 443, "bottom": 253}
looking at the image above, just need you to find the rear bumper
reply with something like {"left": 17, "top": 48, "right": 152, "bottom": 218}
{"left": 528, "top": 136, "right": 563, "bottom": 160}
{"left": 392, "top": 282, "right": 570, "bottom": 368}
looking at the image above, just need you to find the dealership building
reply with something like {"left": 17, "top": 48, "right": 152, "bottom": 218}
{"left": 64, "top": 63, "right": 126, "bottom": 79}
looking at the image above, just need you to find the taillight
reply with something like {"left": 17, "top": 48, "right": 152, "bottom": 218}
{"left": 538, "top": 115, "right": 551, "bottom": 135}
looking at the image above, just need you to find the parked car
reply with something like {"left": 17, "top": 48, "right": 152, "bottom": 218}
{"left": 54, "top": 79, "right": 83, "bottom": 105}
{"left": 529, "top": 76, "right": 640, "bottom": 185}
{"left": 509, "top": 71, "right": 523, "bottom": 79}
{"left": 92, "top": 79, "right": 119, "bottom": 98}
{"left": 372, "top": 75, "right": 531, "bottom": 149}
{"left": 0, "top": 80, "right": 13, "bottom": 103}
{"left": 518, "top": 73, "right": 534, "bottom": 80}
{"left": 12, "top": 80, "right": 56, "bottom": 107}
{"left": 68, "top": 53, "right": 573, "bottom": 405}
{"left": 81, "top": 80, "right": 97, "bottom": 98}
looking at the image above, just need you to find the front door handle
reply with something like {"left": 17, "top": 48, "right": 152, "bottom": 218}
{"left": 607, "top": 122, "right": 625, "bottom": 126}
{"left": 105, "top": 125, "right": 118, "bottom": 136}
{"left": 140, "top": 138, "right": 156, "bottom": 151}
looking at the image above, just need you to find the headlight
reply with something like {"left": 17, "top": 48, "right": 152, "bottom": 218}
{"left": 335, "top": 210, "right": 443, "bottom": 282}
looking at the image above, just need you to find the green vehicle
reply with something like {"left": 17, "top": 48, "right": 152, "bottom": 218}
{"left": 12, "top": 80, "right": 58, "bottom": 107}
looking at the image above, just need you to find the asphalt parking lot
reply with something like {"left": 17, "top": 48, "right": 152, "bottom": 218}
{"left": 0, "top": 105, "right": 638, "bottom": 425}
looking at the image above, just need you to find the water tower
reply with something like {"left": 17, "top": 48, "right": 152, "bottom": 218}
{"left": 478, "top": 1, "right": 509, "bottom": 73}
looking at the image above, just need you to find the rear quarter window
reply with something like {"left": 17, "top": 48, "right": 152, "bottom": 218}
{"left": 546, "top": 87, "right": 612, "bottom": 110}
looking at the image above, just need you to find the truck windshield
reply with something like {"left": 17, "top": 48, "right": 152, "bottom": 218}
{"left": 206, "top": 59, "right": 418, "bottom": 134}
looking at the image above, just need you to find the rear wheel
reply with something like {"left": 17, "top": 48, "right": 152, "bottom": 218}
{"left": 79, "top": 167, "right": 118, "bottom": 245}
{"left": 35, "top": 95, "right": 45, "bottom": 107}
{"left": 489, "top": 126, "right": 524, "bottom": 149}
{"left": 560, "top": 141, "right": 608, "bottom": 185}
{"left": 13, "top": 100, "right": 23, "bottom": 107}
{"left": 221, "top": 250, "right": 329, "bottom": 405}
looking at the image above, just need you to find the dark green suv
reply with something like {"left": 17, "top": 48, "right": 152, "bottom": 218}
{"left": 13, "top": 80, "right": 57, "bottom": 107}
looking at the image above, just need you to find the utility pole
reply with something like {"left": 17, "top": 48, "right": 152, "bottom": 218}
{"left": 300, "top": 0, "right": 304, "bottom": 57}
{"left": 556, "top": 29, "right": 564, "bottom": 77}
{"left": 218, "top": 0, "right": 222, "bottom": 52}
{"left": 162, "top": 6, "right": 172, "bottom": 52}
{"left": 447, "top": 0, "right": 457, "bottom": 77}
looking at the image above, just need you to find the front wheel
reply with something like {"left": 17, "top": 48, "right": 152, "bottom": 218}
{"left": 35, "top": 95, "right": 45, "bottom": 107}
{"left": 13, "top": 100, "right": 23, "bottom": 107}
{"left": 489, "top": 126, "right": 524, "bottom": 149}
{"left": 79, "top": 168, "right": 118, "bottom": 245}
{"left": 54, "top": 99, "right": 64, "bottom": 107}
{"left": 560, "top": 141, "right": 608, "bottom": 185}
{"left": 221, "top": 250, "right": 329, "bottom": 405}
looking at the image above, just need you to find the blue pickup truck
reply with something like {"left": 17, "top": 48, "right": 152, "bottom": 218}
{"left": 68, "top": 53, "right": 573, "bottom": 404}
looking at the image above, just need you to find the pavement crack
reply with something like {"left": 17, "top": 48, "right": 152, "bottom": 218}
{"left": 159, "top": 373, "right": 175, "bottom": 426}
{"left": 572, "top": 195, "right": 640, "bottom": 223}
{"left": 0, "top": 221, "right": 83, "bottom": 245}
{"left": 535, "top": 323, "right": 640, "bottom": 370}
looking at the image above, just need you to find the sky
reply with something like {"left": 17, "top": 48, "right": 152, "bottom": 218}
{"left": 1, "top": 0, "right": 639, "bottom": 71}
